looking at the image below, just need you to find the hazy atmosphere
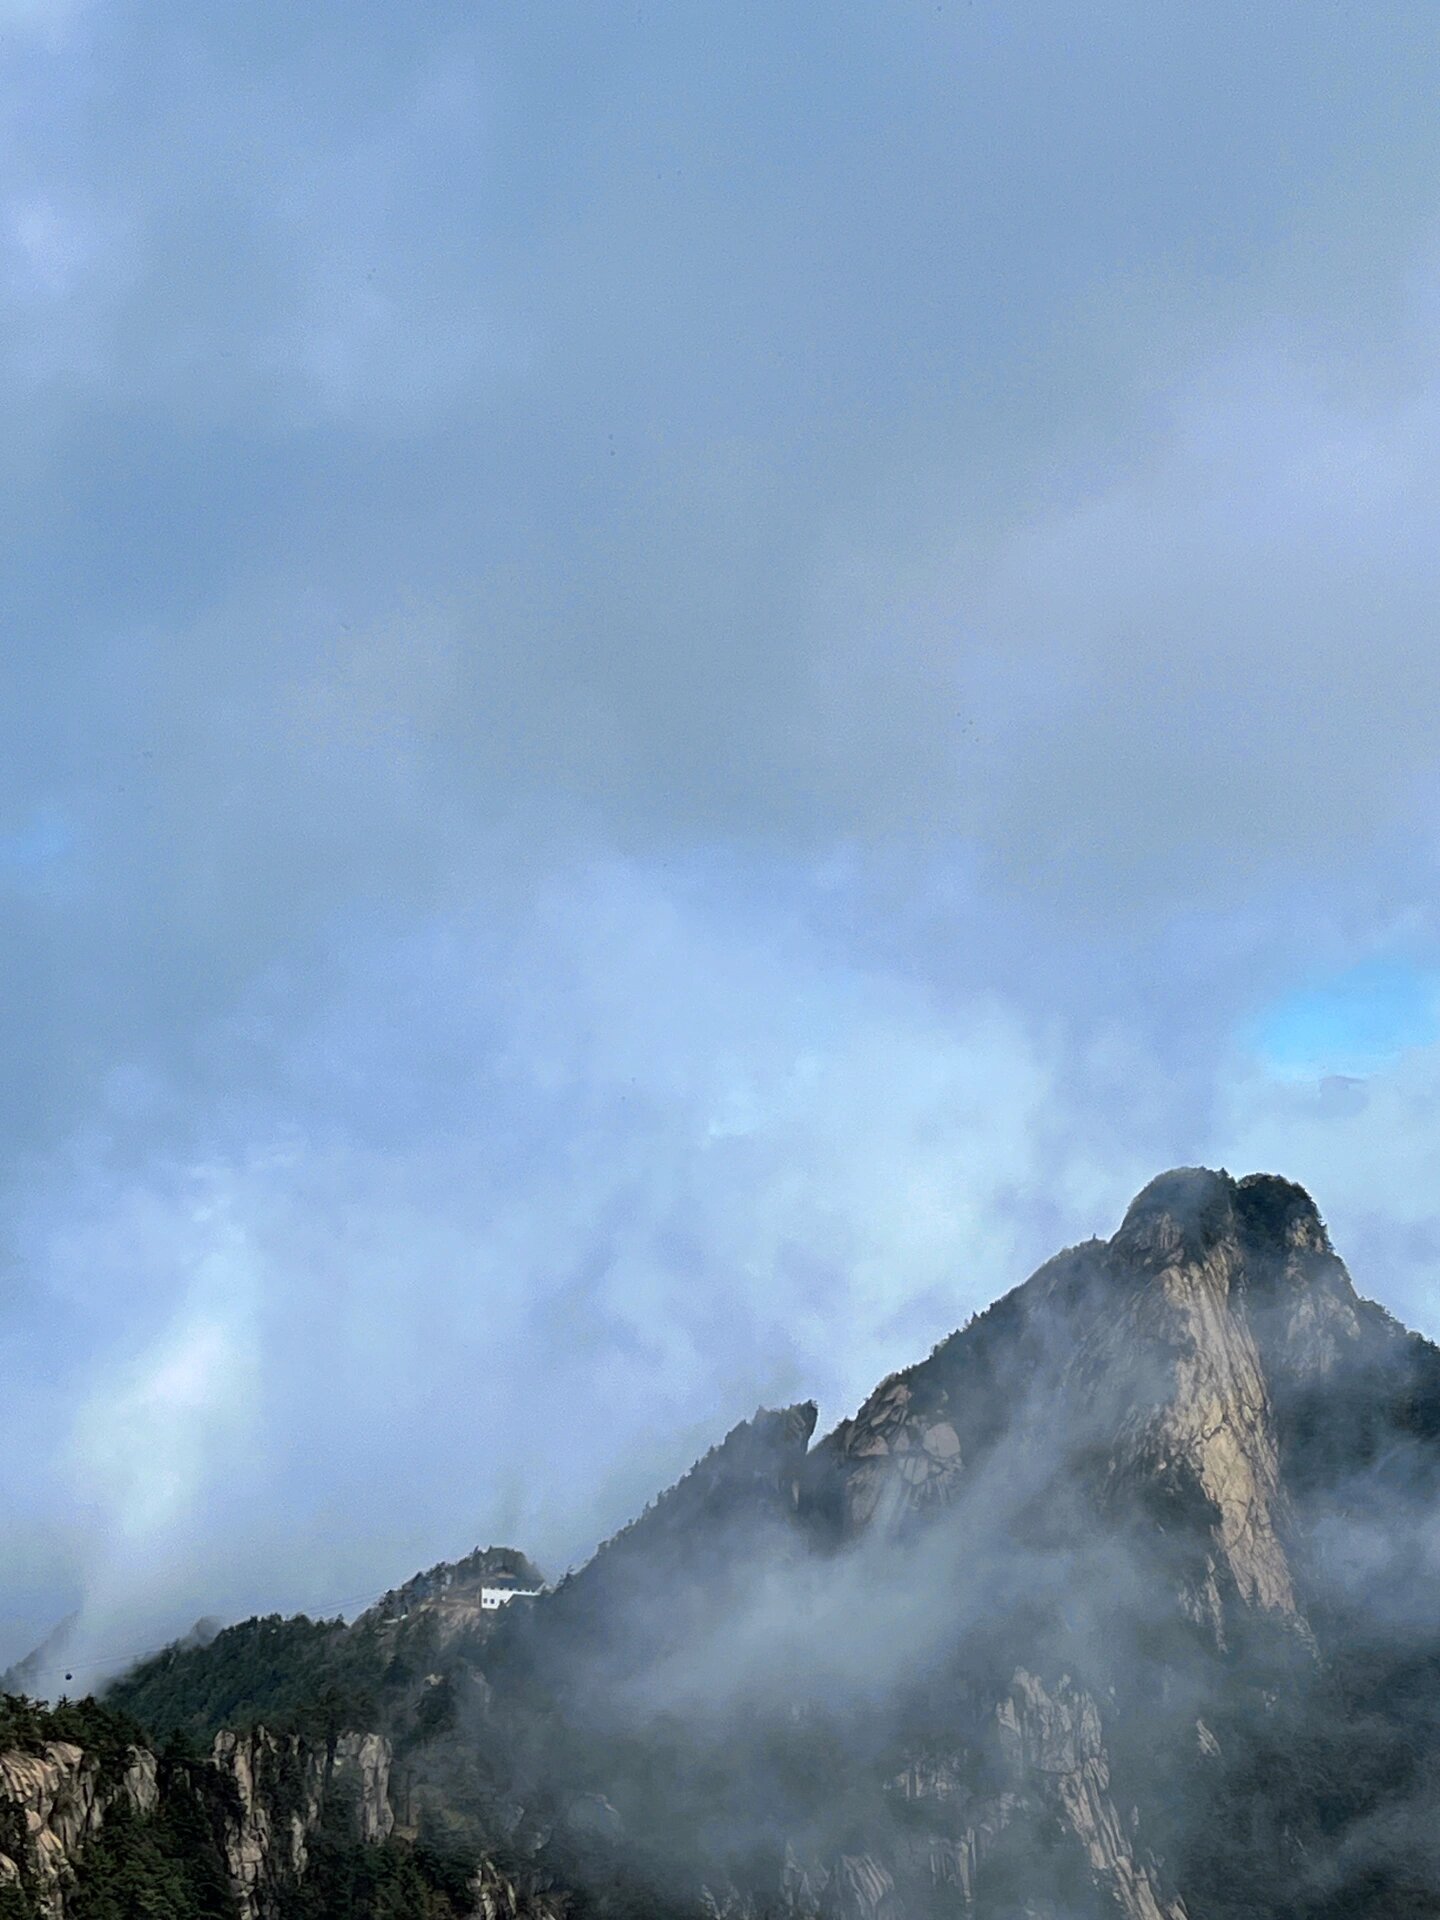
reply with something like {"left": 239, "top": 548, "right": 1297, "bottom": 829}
{"left": 5, "top": 0, "right": 1440, "bottom": 1689}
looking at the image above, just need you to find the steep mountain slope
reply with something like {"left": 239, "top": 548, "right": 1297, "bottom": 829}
{"left": 487, "top": 1168, "right": 1440, "bottom": 1920}
{"left": 6, "top": 1167, "right": 1440, "bottom": 1919}
{"left": 107, "top": 1547, "right": 546, "bottom": 1752}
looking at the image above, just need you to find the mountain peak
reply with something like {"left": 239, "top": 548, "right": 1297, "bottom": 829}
{"left": 365, "top": 1544, "right": 546, "bottom": 1627}
{"left": 1232, "top": 1170, "right": 1331, "bottom": 1255}
{"left": 1114, "top": 1165, "right": 1330, "bottom": 1266}
{"left": 1118, "top": 1162, "right": 1233, "bottom": 1229}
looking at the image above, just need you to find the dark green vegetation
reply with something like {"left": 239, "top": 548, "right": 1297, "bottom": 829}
{"left": 275, "top": 1793, "right": 482, "bottom": 1920}
{"left": 92, "top": 1552, "right": 555, "bottom": 1918}
{"left": 108, "top": 1548, "right": 545, "bottom": 1755}
{"left": 0, "top": 1798, "right": 34, "bottom": 1920}
{"left": 0, "top": 1695, "right": 148, "bottom": 1786}
{"left": 106, "top": 1614, "right": 390, "bottom": 1746}
{"left": 64, "top": 1779, "right": 237, "bottom": 1920}
{"left": 0, "top": 1689, "right": 505, "bottom": 1920}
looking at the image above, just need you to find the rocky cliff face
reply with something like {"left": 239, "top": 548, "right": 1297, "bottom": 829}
{"left": 210, "top": 1726, "right": 323, "bottom": 1919}
{"left": 807, "top": 1169, "right": 1315, "bottom": 1621}
{"left": 0, "top": 1740, "right": 158, "bottom": 1918}
{"left": 0, "top": 1720, "right": 398, "bottom": 1920}
{"left": 209, "top": 1726, "right": 396, "bottom": 1920}
{"left": 993, "top": 1670, "right": 1181, "bottom": 1920}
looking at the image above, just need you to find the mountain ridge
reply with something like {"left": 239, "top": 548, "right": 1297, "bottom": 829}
{"left": 6, "top": 1166, "right": 1440, "bottom": 1919}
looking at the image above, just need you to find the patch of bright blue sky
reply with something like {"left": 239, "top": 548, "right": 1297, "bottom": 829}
{"left": 0, "top": 809, "right": 73, "bottom": 881}
{"left": 1249, "top": 958, "right": 1440, "bottom": 1079}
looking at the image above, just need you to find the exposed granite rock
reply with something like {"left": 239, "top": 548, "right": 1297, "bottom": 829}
{"left": 211, "top": 1727, "right": 327, "bottom": 1920}
{"left": 809, "top": 1166, "right": 1310, "bottom": 1633}
{"left": 331, "top": 1729, "right": 395, "bottom": 1844}
{"left": 210, "top": 1725, "right": 397, "bottom": 1919}
{"left": 996, "top": 1671, "right": 1183, "bottom": 1920}
{"left": 817, "top": 1378, "right": 969, "bottom": 1534}
{"left": 1099, "top": 1170, "right": 1298, "bottom": 1619}
{"left": 500, "top": 1166, "right": 1410, "bottom": 1920}
{"left": 1, "top": 1714, "right": 546, "bottom": 1920}
{"left": 0, "top": 1740, "right": 157, "bottom": 1918}
{"left": 467, "top": 1852, "right": 572, "bottom": 1920}
{"left": 700, "top": 1849, "right": 903, "bottom": 1920}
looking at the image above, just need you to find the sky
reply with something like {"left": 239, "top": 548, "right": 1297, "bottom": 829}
{"left": 5, "top": 0, "right": 1440, "bottom": 1683}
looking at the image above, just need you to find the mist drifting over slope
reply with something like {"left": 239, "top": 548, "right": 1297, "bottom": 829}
{"left": 48, "top": 1166, "right": 1438, "bottom": 1920}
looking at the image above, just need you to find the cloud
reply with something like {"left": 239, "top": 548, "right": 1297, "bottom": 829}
{"left": 14, "top": 283, "right": 1440, "bottom": 1200}
{"left": 66, "top": 1203, "right": 260, "bottom": 1549}
{"left": 7, "top": 0, "right": 1440, "bottom": 1682}
{"left": 1210, "top": 1038, "right": 1440, "bottom": 1342}
{"left": 0, "top": 856, "right": 1171, "bottom": 1675}
{"left": 790, "top": 318, "right": 1440, "bottom": 924}
{"left": 0, "top": 12, "right": 511, "bottom": 439}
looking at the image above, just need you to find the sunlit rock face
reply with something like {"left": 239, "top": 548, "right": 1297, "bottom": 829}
{"left": 0, "top": 1742, "right": 157, "bottom": 1919}
{"left": 7, "top": 1167, "right": 1440, "bottom": 1919}
{"left": 808, "top": 1166, "right": 1306, "bottom": 1622}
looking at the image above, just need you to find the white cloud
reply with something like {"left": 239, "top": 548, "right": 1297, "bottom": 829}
{"left": 72, "top": 1308, "right": 251, "bottom": 1542}
{"left": 1211, "top": 1042, "right": 1440, "bottom": 1342}
{"left": 794, "top": 287, "right": 1440, "bottom": 918}
{"left": 38, "top": 1171, "right": 264, "bottom": 1677}
{"left": 3, "top": 858, "right": 1169, "bottom": 1673}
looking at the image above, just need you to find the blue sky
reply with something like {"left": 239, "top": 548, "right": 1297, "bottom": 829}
{"left": 5, "top": 0, "right": 1440, "bottom": 1682}
{"left": 1251, "top": 960, "right": 1440, "bottom": 1079}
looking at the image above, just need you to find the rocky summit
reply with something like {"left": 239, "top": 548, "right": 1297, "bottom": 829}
{"left": 5, "top": 1168, "right": 1440, "bottom": 1919}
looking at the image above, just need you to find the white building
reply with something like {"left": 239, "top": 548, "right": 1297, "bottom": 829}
{"left": 479, "top": 1585, "right": 543, "bottom": 1610}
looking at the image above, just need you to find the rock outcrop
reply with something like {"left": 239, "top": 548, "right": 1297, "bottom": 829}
{"left": 210, "top": 1727, "right": 324, "bottom": 1920}
{"left": 995, "top": 1670, "right": 1181, "bottom": 1920}
{"left": 0, "top": 1723, "right": 394, "bottom": 1919}
{"left": 210, "top": 1726, "right": 398, "bottom": 1919}
{"left": 331, "top": 1730, "right": 395, "bottom": 1845}
{"left": 0, "top": 1741, "right": 157, "bottom": 1918}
